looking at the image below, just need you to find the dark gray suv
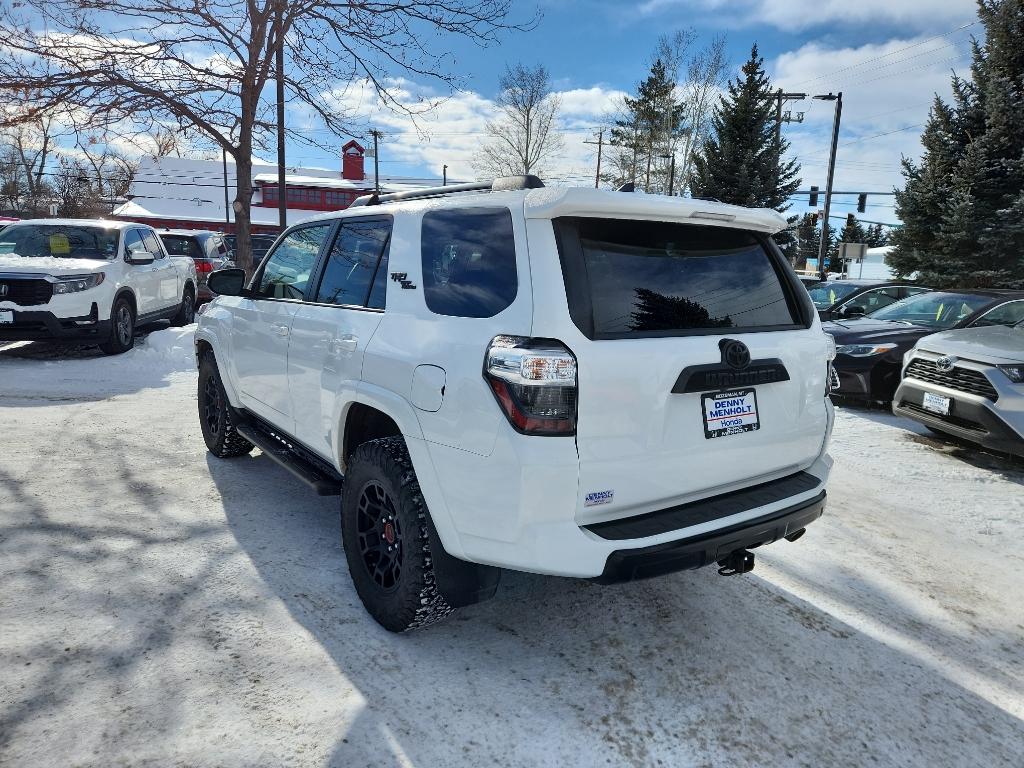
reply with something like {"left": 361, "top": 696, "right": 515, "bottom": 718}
{"left": 159, "top": 229, "right": 233, "bottom": 303}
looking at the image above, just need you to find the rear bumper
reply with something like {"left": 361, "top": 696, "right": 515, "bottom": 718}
{"left": 429, "top": 441, "right": 833, "bottom": 578}
{"left": 595, "top": 490, "right": 826, "bottom": 583}
{"left": 0, "top": 307, "right": 110, "bottom": 342}
{"left": 893, "top": 380, "right": 1024, "bottom": 457}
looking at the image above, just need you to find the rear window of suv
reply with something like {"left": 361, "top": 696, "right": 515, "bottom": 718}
{"left": 553, "top": 217, "right": 803, "bottom": 339}
{"left": 421, "top": 207, "right": 517, "bottom": 318}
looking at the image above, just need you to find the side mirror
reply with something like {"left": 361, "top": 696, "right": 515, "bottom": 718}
{"left": 126, "top": 246, "right": 154, "bottom": 266}
{"left": 842, "top": 304, "right": 867, "bottom": 318}
{"left": 207, "top": 267, "right": 248, "bottom": 297}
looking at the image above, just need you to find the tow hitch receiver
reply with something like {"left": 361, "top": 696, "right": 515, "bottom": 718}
{"left": 717, "top": 549, "right": 755, "bottom": 576}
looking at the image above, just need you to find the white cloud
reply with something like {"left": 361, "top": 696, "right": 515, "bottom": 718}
{"left": 308, "top": 79, "right": 625, "bottom": 184}
{"left": 639, "top": 0, "right": 976, "bottom": 32}
{"left": 769, "top": 36, "right": 972, "bottom": 218}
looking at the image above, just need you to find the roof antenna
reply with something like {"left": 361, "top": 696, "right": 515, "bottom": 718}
{"left": 616, "top": 182, "right": 635, "bottom": 193}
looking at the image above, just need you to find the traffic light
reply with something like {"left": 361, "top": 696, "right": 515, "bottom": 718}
{"left": 846, "top": 213, "right": 856, "bottom": 230}
{"left": 857, "top": 193, "right": 867, "bottom": 213}
{"left": 809, "top": 213, "right": 818, "bottom": 227}
{"left": 809, "top": 186, "right": 819, "bottom": 207}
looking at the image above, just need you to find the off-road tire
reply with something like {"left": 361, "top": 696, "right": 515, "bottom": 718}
{"left": 341, "top": 437, "right": 454, "bottom": 632}
{"left": 172, "top": 287, "right": 196, "bottom": 327}
{"left": 99, "top": 297, "right": 135, "bottom": 355}
{"left": 198, "top": 351, "right": 253, "bottom": 458}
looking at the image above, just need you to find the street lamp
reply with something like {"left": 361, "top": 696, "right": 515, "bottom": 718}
{"left": 813, "top": 92, "right": 842, "bottom": 274}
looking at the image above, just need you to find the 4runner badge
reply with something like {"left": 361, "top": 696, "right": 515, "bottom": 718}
{"left": 584, "top": 490, "right": 614, "bottom": 507}
{"left": 390, "top": 272, "right": 417, "bottom": 290}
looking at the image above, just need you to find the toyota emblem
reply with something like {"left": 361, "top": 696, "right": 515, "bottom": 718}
{"left": 935, "top": 356, "right": 956, "bottom": 373}
{"left": 720, "top": 339, "right": 751, "bottom": 370}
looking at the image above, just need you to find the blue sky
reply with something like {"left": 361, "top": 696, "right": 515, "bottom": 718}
{"left": 11, "top": 0, "right": 981, "bottom": 226}
{"left": 288, "top": 0, "right": 980, "bottom": 226}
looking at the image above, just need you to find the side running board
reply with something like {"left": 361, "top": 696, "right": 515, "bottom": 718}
{"left": 234, "top": 420, "right": 343, "bottom": 496}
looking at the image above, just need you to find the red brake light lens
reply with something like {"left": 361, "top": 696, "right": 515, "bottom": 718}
{"left": 194, "top": 259, "right": 214, "bottom": 273}
{"left": 484, "top": 336, "right": 577, "bottom": 436}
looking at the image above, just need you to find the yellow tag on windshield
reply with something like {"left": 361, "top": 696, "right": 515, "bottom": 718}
{"left": 49, "top": 234, "right": 71, "bottom": 255}
{"left": 829, "top": 289, "right": 836, "bottom": 304}
{"left": 936, "top": 303, "right": 945, "bottom": 321}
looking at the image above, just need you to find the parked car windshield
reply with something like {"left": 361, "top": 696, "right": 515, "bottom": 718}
{"left": 0, "top": 224, "right": 119, "bottom": 260}
{"left": 867, "top": 291, "right": 992, "bottom": 328}
{"left": 807, "top": 281, "right": 862, "bottom": 308}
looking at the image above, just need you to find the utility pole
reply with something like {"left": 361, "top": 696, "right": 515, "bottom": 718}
{"left": 369, "top": 129, "right": 382, "bottom": 193}
{"left": 814, "top": 92, "right": 843, "bottom": 271}
{"left": 583, "top": 130, "right": 604, "bottom": 188}
{"left": 774, "top": 91, "right": 807, "bottom": 145}
{"left": 774, "top": 90, "right": 806, "bottom": 191}
{"left": 667, "top": 154, "right": 675, "bottom": 196}
{"left": 222, "top": 147, "right": 230, "bottom": 229}
{"left": 443, "top": 164, "right": 447, "bottom": 186}
{"left": 275, "top": 0, "right": 286, "bottom": 230}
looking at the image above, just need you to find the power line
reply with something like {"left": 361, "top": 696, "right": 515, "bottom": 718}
{"left": 785, "top": 20, "right": 978, "bottom": 88}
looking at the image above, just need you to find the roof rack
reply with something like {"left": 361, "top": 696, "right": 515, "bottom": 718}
{"left": 350, "top": 174, "right": 545, "bottom": 208}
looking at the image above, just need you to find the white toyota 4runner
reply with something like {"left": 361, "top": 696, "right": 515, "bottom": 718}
{"left": 195, "top": 177, "right": 836, "bottom": 631}
{"left": 0, "top": 219, "right": 198, "bottom": 353}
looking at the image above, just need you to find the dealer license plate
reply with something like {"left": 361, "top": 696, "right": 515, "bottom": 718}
{"left": 703, "top": 389, "right": 759, "bottom": 439}
{"left": 922, "top": 392, "right": 950, "bottom": 415}
{"left": 0, "top": 310, "right": 13, "bottom": 324}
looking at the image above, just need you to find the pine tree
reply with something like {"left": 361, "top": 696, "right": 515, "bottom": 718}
{"left": 838, "top": 215, "right": 867, "bottom": 245}
{"left": 609, "top": 59, "right": 685, "bottom": 191}
{"left": 689, "top": 44, "right": 801, "bottom": 258}
{"left": 689, "top": 44, "right": 801, "bottom": 210}
{"left": 794, "top": 213, "right": 823, "bottom": 270}
{"left": 892, "top": 0, "right": 1024, "bottom": 287}
{"left": 863, "top": 223, "right": 890, "bottom": 248}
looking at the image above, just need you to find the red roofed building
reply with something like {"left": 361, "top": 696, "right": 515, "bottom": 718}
{"left": 113, "top": 141, "right": 442, "bottom": 234}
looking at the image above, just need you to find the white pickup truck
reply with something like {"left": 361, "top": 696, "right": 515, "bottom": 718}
{"left": 0, "top": 219, "right": 197, "bottom": 354}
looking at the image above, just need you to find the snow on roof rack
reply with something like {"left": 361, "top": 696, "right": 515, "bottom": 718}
{"left": 350, "top": 175, "right": 545, "bottom": 208}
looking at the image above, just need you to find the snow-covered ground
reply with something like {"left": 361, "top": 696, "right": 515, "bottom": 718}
{"left": 1, "top": 327, "right": 1022, "bottom": 767}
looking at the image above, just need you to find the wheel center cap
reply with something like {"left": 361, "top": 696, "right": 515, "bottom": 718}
{"left": 383, "top": 522, "right": 395, "bottom": 545}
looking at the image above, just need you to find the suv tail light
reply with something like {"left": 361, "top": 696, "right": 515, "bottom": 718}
{"left": 484, "top": 336, "right": 577, "bottom": 435}
{"left": 193, "top": 259, "right": 214, "bottom": 274}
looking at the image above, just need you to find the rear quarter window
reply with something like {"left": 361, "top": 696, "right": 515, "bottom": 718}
{"left": 421, "top": 207, "right": 517, "bottom": 318}
{"left": 554, "top": 217, "right": 803, "bottom": 339}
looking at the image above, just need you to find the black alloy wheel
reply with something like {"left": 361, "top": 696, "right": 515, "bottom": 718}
{"left": 355, "top": 481, "right": 404, "bottom": 592}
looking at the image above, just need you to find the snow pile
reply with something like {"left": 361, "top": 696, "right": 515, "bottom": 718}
{"left": 0, "top": 325, "right": 197, "bottom": 400}
{"left": 128, "top": 325, "right": 196, "bottom": 370}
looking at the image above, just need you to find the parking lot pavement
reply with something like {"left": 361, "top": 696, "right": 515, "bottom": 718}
{"left": 1, "top": 329, "right": 1023, "bottom": 768}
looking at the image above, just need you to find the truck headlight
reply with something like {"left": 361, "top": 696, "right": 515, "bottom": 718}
{"left": 52, "top": 273, "right": 105, "bottom": 294}
{"left": 835, "top": 343, "right": 897, "bottom": 357}
{"left": 999, "top": 365, "right": 1024, "bottom": 383}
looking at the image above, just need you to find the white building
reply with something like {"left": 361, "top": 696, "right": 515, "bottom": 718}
{"left": 113, "top": 141, "right": 440, "bottom": 234}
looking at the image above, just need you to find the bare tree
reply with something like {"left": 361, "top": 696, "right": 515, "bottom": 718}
{"left": 75, "top": 134, "right": 138, "bottom": 206}
{"left": 677, "top": 35, "right": 728, "bottom": 195}
{"left": 51, "top": 157, "right": 106, "bottom": 218}
{"left": 0, "top": 104, "right": 62, "bottom": 215}
{"left": 473, "top": 63, "right": 564, "bottom": 179}
{"left": 150, "top": 126, "right": 187, "bottom": 160}
{"left": 602, "top": 32, "right": 726, "bottom": 195}
{"left": 0, "top": 1, "right": 533, "bottom": 276}
{"left": 0, "top": 147, "right": 31, "bottom": 214}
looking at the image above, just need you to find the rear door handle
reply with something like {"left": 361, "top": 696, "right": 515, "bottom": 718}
{"left": 270, "top": 324, "right": 289, "bottom": 337}
{"left": 328, "top": 334, "right": 358, "bottom": 355}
